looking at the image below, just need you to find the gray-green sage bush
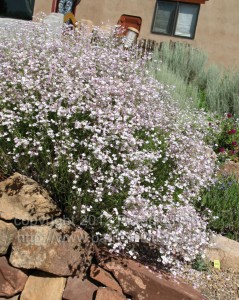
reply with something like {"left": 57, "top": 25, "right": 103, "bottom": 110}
{"left": 155, "top": 41, "right": 207, "bottom": 85}
{"left": 150, "top": 41, "right": 239, "bottom": 115}
{"left": 0, "top": 21, "right": 218, "bottom": 267}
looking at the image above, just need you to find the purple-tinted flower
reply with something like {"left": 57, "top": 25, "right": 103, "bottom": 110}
{"left": 228, "top": 129, "right": 236, "bottom": 135}
{"left": 0, "top": 22, "right": 217, "bottom": 268}
{"left": 232, "top": 141, "right": 237, "bottom": 146}
{"left": 227, "top": 113, "right": 233, "bottom": 118}
{"left": 219, "top": 148, "right": 225, "bottom": 153}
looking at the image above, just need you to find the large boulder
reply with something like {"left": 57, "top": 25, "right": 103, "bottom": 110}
{"left": 95, "top": 287, "right": 126, "bottom": 300}
{"left": 20, "top": 271, "right": 66, "bottom": 300}
{"left": 205, "top": 234, "right": 239, "bottom": 272}
{"left": 0, "top": 173, "right": 61, "bottom": 222}
{"left": 102, "top": 258, "right": 205, "bottom": 300}
{"left": 10, "top": 219, "right": 93, "bottom": 276}
{"left": 90, "top": 264, "right": 123, "bottom": 293}
{"left": 0, "top": 256, "right": 28, "bottom": 298}
{"left": 0, "top": 220, "right": 17, "bottom": 255}
{"left": 63, "top": 277, "right": 99, "bottom": 300}
{"left": 0, "top": 295, "right": 19, "bottom": 300}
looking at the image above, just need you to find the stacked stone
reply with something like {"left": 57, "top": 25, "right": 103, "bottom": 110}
{"left": 0, "top": 173, "right": 205, "bottom": 300}
{"left": 0, "top": 173, "right": 93, "bottom": 300}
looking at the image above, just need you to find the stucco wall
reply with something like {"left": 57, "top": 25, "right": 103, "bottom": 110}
{"left": 33, "top": 0, "right": 52, "bottom": 18}
{"left": 33, "top": 0, "right": 239, "bottom": 68}
{"left": 195, "top": 0, "right": 239, "bottom": 68}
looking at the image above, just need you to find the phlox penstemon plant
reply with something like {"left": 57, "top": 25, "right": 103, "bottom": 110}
{"left": 0, "top": 20, "right": 217, "bottom": 267}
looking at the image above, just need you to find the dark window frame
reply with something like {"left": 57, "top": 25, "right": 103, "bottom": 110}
{"left": 151, "top": 0, "right": 200, "bottom": 40}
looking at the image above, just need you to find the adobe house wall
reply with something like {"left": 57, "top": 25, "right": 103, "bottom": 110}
{"left": 33, "top": 1, "right": 52, "bottom": 18}
{"left": 33, "top": 0, "right": 239, "bottom": 68}
{"left": 194, "top": 0, "right": 239, "bottom": 69}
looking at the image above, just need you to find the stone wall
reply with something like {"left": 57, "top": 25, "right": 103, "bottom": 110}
{"left": 0, "top": 173, "right": 205, "bottom": 299}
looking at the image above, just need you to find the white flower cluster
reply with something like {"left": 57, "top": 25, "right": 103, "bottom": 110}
{"left": 0, "top": 22, "right": 218, "bottom": 266}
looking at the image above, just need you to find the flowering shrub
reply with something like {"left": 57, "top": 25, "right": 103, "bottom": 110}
{"left": 0, "top": 21, "right": 217, "bottom": 267}
{"left": 212, "top": 113, "right": 239, "bottom": 160}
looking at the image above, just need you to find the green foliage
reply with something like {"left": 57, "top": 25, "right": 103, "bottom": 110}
{"left": 156, "top": 42, "right": 207, "bottom": 85}
{"left": 195, "top": 175, "right": 239, "bottom": 241}
{"left": 205, "top": 66, "right": 239, "bottom": 115}
{"left": 192, "top": 255, "right": 211, "bottom": 272}
{"left": 149, "top": 42, "right": 239, "bottom": 115}
{"left": 210, "top": 113, "right": 239, "bottom": 161}
{"left": 148, "top": 59, "right": 201, "bottom": 110}
{"left": 149, "top": 42, "right": 239, "bottom": 242}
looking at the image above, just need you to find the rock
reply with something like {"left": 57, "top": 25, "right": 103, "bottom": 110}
{"left": 63, "top": 277, "right": 98, "bottom": 300}
{"left": 50, "top": 218, "right": 75, "bottom": 234}
{"left": 10, "top": 219, "right": 93, "bottom": 276}
{"left": 90, "top": 264, "right": 123, "bottom": 293}
{"left": 20, "top": 271, "right": 66, "bottom": 300}
{"left": 0, "top": 169, "right": 7, "bottom": 182}
{"left": 0, "top": 256, "right": 28, "bottom": 298}
{"left": 205, "top": 234, "right": 239, "bottom": 272}
{"left": 102, "top": 258, "right": 205, "bottom": 300}
{"left": 95, "top": 287, "right": 126, "bottom": 300}
{"left": 0, "top": 220, "right": 17, "bottom": 255}
{"left": 0, "top": 173, "right": 61, "bottom": 222}
{"left": 0, "top": 295, "right": 19, "bottom": 300}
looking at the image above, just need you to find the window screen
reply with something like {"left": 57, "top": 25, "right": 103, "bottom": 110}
{"left": 153, "top": 1, "right": 177, "bottom": 35}
{"left": 175, "top": 4, "right": 199, "bottom": 38}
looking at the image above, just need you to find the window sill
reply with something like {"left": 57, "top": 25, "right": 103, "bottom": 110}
{"left": 151, "top": 31, "right": 196, "bottom": 40}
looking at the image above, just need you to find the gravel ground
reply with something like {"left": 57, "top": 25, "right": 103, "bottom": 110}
{"left": 97, "top": 246, "right": 239, "bottom": 300}
{"left": 182, "top": 265, "right": 239, "bottom": 300}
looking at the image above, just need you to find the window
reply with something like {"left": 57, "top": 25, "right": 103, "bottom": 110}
{"left": 0, "top": 0, "right": 35, "bottom": 20}
{"left": 152, "top": 1, "right": 200, "bottom": 39}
